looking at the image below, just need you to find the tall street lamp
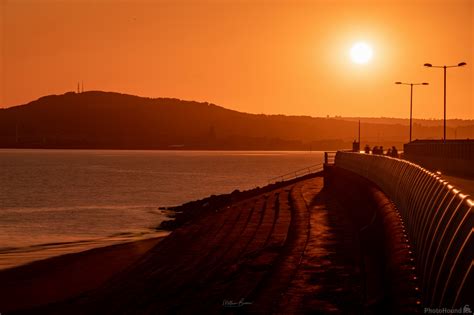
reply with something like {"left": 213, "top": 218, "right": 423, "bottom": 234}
{"left": 423, "top": 62, "right": 467, "bottom": 142}
{"left": 395, "top": 82, "right": 429, "bottom": 142}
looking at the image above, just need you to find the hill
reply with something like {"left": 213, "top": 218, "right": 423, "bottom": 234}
{"left": 1, "top": 91, "right": 473, "bottom": 150}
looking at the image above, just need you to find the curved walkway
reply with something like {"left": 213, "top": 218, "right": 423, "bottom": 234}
{"left": 33, "top": 176, "right": 362, "bottom": 314}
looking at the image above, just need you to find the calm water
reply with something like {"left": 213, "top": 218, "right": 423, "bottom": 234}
{"left": 0, "top": 149, "right": 323, "bottom": 269}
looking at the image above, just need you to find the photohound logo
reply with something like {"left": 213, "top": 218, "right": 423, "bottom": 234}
{"left": 424, "top": 305, "right": 472, "bottom": 314}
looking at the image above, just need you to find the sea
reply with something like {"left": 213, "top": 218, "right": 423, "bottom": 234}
{"left": 0, "top": 149, "right": 324, "bottom": 269}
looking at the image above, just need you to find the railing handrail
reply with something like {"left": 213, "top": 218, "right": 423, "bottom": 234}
{"left": 267, "top": 150, "right": 346, "bottom": 184}
{"left": 324, "top": 151, "right": 338, "bottom": 165}
{"left": 268, "top": 162, "right": 324, "bottom": 184}
{"left": 335, "top": 151, "right": 473, "bottom": 308}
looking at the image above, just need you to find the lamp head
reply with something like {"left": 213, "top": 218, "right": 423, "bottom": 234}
{"left": 458, "top": 62, "right": 467, "bottom": 67}
{"left": 424, "top": 63, "right": 433, "bottom": 67}
{"left": 422, "top": 82, "right": 429, "bottom": 85}
{"left": 395, "top": 82, "right": 402, "bottom": 84}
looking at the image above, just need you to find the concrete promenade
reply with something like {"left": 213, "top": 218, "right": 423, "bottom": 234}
{"left": 6, "top": 173, "right": 419, "bottom": 314}
{"left": 26, "top": 177, "right": 365, "bottom": 314}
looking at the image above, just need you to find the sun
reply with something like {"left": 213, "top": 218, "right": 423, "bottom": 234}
{"left": 350, "top": 42, "right": 373, "bottom": 64}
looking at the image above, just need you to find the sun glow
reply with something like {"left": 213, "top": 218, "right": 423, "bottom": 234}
{"left": 350, "top": 42, "right": 373, "bottom": 64}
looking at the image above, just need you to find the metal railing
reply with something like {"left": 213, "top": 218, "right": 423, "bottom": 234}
{"left": 335, "top": 151, "right": 473, "bottom": 308}
{"left": 324, "top": 151, "right": 337, "bottom": 165}
{"left": 268, "top": 163, "right": 323, "bottom": 184}
{"left": 267, "top": 151, "right": 338, "bottom": 185}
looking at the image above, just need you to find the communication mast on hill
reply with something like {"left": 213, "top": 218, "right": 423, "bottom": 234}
{"left": 76, "top": 81, "right": 85, "bottom": 93}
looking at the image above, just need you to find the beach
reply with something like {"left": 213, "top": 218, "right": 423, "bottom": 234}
{"left": 0, "top": 237, "right": 162, "bottom": 313}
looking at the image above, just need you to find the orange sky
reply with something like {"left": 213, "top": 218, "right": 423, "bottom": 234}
{"left": 1, "top": 0, "right": 473, "bottom": 119}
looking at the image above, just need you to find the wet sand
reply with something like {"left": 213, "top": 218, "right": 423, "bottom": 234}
{"left": 0, "top": 237, "right": 162, "bottom": 313}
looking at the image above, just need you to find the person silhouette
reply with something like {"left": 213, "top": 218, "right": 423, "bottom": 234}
{"left": 391, "top": 146, "right": 398, "bottom": 158}
{"left": 364, "top": 144, "right": 370, "bottom": 154}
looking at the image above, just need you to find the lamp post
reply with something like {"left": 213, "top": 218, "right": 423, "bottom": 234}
{"left": 395, "top": 81, "right": 429, "bottom": 143}
{"left": 423, "top": 62, "right": 467, "bottom": 142}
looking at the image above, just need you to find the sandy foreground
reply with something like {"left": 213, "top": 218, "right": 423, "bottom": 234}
{"left": 0, "top": 237, "right": 162, "bottom": 312}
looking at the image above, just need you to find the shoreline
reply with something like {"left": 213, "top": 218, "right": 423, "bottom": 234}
{"left": 0, "top": 232, "right": 169, "bottom": 271}
{"left": 0, "top": 173, "right": 322, "bottom": 313}
{"left": 159, "top": 171, "right": 323, "bottom": 230}
{"left": 0, "top": 237, "right": 163, "bottom": 313}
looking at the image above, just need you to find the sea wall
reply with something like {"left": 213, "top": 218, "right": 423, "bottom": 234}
{"left": 335, "top": 152, "right": 473, "bottom": 308}
{"left": 404, "top": 140, "right": 474, "bottom": 177}
{"left": 325, "top": 166, "right": 420, "bottom": 313}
